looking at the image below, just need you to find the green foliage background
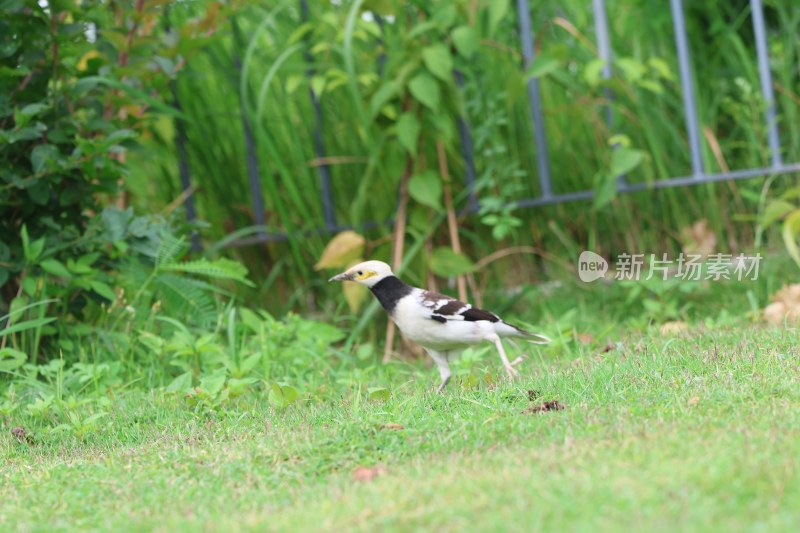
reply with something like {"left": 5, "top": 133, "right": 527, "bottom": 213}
{"left": 0, "top": 0, "right": 798, "bottom": 419}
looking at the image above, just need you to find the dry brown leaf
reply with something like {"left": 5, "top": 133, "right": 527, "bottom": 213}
{"left": 314, "top": 231, "right": 365, "bottom": 270}
{"left": 352, "top": 465, "right": 387, "bottom": 482}
{"left": 600, "top": 342, "right": 617, "bottom": 353}
{"left": 764, "top": 284, "right": 800, "bottom": 324}
{"left": 660, "top": 321, "right": 689, "bottom": 336}
{"left": 688, "top": 396, "right": 700, "bottom": 406}
{"left": 378, "top": 423, "right": 404, "bottom": 431}
{"left": 764, "top": 302, "right": 788, "bottom": 324}
{"left": 576, "top": 333, "right": 595, "bottom": 345}
{"left": 11, "top": 426, "right": 33, "bottom": 445}
{"left": 680, "top": 219, "right": 717, "bottom": 257}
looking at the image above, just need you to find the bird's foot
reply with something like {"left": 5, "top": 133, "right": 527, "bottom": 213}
{"left": 510, "top": 356, "right": 524, "bottom": 367}
{"left": 504, "top": 363, "right": 520, "bottom": 380}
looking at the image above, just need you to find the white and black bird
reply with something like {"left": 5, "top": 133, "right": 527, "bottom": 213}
{"left": 329, "top": 260, "right": 550, "bottom": 392}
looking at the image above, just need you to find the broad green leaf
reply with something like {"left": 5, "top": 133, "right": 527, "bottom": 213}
{"left": 31, "top": 144, "right": 58, "bottom": 174}
{"left": 592, "top": 172, "right": 617, "bottom": 210}
{"left": 369, "top": 81, "right": 399, "bottom": 117}
{"left": 240, "top": 353, "right": 262, "bottom": 374}
{"left": 452, "top": 26, "right": 478, "bottom": 58}
{"left": 432, "top": 111, "right": 455, "bottom": 142}
{"left": 408, "top": 72, "right": 440, "bottom": 110}
{"left": 200, "top": 371, "right": 227, "bottom": 396}
{"left": 608, "top": 134, "right": 631, "bottom": 148}
{"left": 40, "top": 258, "right": 71, "bottom": 278}
{"left": 20, "top": 225, "right": 30, "bottom": 260}
{"left": 637, "top": 79, "right": 663, "bottom": 94}
{"left": 761, "top": 201, "right": 795, "bottom": 229}
{"left": 408, "top": 170, "right": 443, "bottom": 211}
{"left": 29, "top": 238, "right": 45, "bottom": 263}
{"left": 81, "top": 413, "right": 108, "bottom": 427}
{"left": 422, "top": 44, "right": 453, "bottom": 81}
{"left": 610, "top": 148, "right": 645, "bottom": 177}
{"left": 489, "top": 0, "right": 510, "bottom": 35}
{"left": 269, "top": 383, "right": 300, "bottom": 409}
{"left": 584, "top": 58, "right": 606, "bottom": 86}
{"left": 311, "top": 75, "right": 326, "bottom": 97}
{"left": 287, "top": 22, "right": 313, "bottom": 45}
{"left": 285, "top": 74, "right": 304, "bottom": 95}
{"left": 21, "top": 278, "right": 37, "bottom": 297}
{"left": 396, "top": 113, "right": 420, "bottom": 155}
{"left": 166, "top": 371, "right": 192, "bottom": 393}
{"left": 368, "top": 387, "right": 390, "bottom": 401}
{"left": 106, "top": 129, "right": 137, "bottom": 143}
{"left": 19, "top": 103, "right": 48, "bottom": 117}
{"left": 430, "top": 248, "right": 476, "bottom": 276}
{"left": 780, "top": 188, "right": 800, "bottom": 201}
{"left": 433, "top": 4, "right": 457, "bottom": 26}
{"left": 67, "top": 253, "right": 99, "bottom": 274}
{"left": 0, "top": 317, "right": 56, "bottom": 337}
{"left": 525, "top": 55, "right": 560, "bottom": 79}
{"left": 90, "top": 281, "right": 117, "bottom": 301}
{"left": 0, "top": 348, "right": 27, "bottom": 372}
{"left": 648, "top": 57, "right": 674, "bottom": 80}
{"left": 782, "top": 211, "right": 800, "bottom": 268}
{"left": 296, "top": 320, "right": 346, "bottom": 344}
{"left": 8, "top": 123, "right": 46, "bottom": 143}
{"left": 616, "top": 57, "right": 646, "bottom": 82}
{"left": 407, "top": 20, "right": 439, "bottom": 39}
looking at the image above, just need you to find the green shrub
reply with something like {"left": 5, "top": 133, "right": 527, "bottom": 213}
{"left": 0, "top": 1, "right": 125, "bottom": 299}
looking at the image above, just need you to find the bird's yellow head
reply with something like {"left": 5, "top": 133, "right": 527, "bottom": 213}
{"left": 328, "top": 260, "right": 394, "bottom": 288}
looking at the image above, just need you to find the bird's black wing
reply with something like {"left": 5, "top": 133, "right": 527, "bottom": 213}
{"left": 419, "top": 291, "right": 500, "bottom": 323}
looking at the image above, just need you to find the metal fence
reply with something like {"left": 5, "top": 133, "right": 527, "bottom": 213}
{"left": 210, "top": 0, "right": 800, "bottom": 247}
{"left": 511, "top": 0, "right": 800, "bottom": 211}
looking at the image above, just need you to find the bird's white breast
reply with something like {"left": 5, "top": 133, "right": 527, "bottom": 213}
{"left": 391, "top": 290, "right": 498, "bottom": 350}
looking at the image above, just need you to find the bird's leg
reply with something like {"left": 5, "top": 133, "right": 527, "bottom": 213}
{"left": 506, "top": 340, "right": 525, "bottom": 367}
{"left": 426, "top": 349, "right": 452, "bottom": 393}
{"left": 490, "top": 335, "right": 519, "bottom": 380}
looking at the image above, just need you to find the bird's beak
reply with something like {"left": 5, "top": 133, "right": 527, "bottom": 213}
{"left": 328, "top": 271, "right": 353, "bottom": 282}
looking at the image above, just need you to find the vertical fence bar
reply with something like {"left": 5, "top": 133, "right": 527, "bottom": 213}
{"left": 300, "top": 0, "right": 336, "bottom": 230}
{"left": 166, "top": 6, "right": 200, "bottom": 251}
{"left": 375, "top": 14, "right": 387, "bottom": 77}
{"left": 171, "top": 85, "right": 201, "bottom": 251}
{"left": 231, "top": 17, "right": 267, "bottom": 240}
{"left": 591, "top": 0, "right": 628, "bottom": 188}
{"left": 592, "top": 0, "right": 614, "bottom": 128}
{"left": 515, "top": 0, "right": 553, "bottom": 198}
{"left": 750, "top": 0, "right": 783, "bottom": 168}
{"left": 670, "top": 0, "right": 704, "bottom": 178}
{"left": 454, "top": 70, "right": 479, "bottom": 213}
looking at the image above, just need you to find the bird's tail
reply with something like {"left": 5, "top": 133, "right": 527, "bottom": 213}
{"left": 500, "top": 322, "right": 552, "bottom": 344}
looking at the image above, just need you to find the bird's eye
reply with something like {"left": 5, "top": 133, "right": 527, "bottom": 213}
{"left": 357, "top": 270, "right": 363, "bottom": 276}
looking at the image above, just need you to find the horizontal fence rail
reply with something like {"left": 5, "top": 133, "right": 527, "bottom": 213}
{"left": 206, "top": 0, "right": 799, "bottom": 247}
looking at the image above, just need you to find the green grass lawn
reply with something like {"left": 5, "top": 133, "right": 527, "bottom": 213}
{"left": 4, "top": 325, "right": 799, "bottom": 532}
